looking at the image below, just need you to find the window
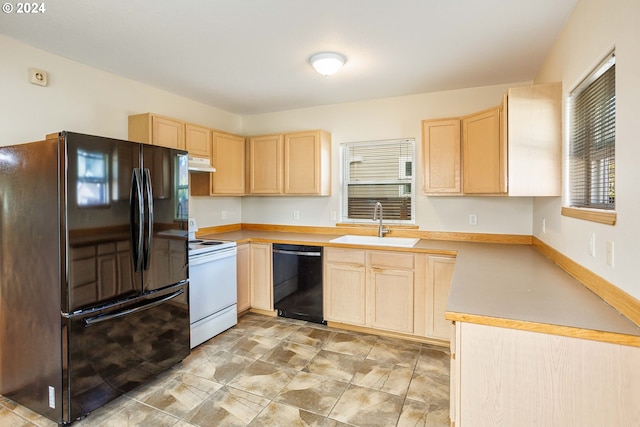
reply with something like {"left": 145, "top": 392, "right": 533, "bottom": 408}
{"left": 76, "top": 149, "right": 109, "bottom": 207}
{"left": 568, "top": 53, "right": 616, "bottom": 215}
{"left": 175, "top": 154, "right": 189, "bottom": 220}
{"left": 341, "top": 139, "right": 415, "bottom": 223}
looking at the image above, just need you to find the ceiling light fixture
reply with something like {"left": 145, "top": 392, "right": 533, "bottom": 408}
{"left": 309, "top": 52, "right": 346, "bottom": 77}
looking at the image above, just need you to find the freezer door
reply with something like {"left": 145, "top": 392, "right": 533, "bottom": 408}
{"left": 141, "top": 145, "right": 189, "bottom": 292}
{"left": 65, "top": 133, "right": 142, "bottom": 313}
{"left": 64, "top": 283, "right": 190, "bottom": 423}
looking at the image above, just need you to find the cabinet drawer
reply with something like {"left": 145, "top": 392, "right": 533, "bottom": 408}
{"left": 369, "top": 251, "right": 415, "bottom": 270}
{"left": 71, "top": 245, "right": 95, "bottom": 260}
{"left": 97, "top": 242, "right": 117, "bottom": 255}
{"left": 325, "top": 247, "right": 366, "bottom": 265}
{"left": 116, "top": 240, "right": 130, "bottom": 252}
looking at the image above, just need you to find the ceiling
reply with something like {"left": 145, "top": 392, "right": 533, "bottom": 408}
{"left": 0, "top": 0, "right": 577, "bottom": 115}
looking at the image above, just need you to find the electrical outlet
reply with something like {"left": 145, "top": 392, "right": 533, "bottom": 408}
{"left": 541, "top": 218, "right": 546, "bottom": 234}
{"left": 469, "top": 213, "right": 478, "bottom": 226}
{"left": 588, "top": 232, "right": 596, "bottom": 257}
{"left": 30, "top": 68, "right": 48, "bottom": 87}
{"left": 293, "top": 210, "right": 300, "bottom": 220}
{"left": 606, "top": 241, "right": 614, "bottom": 267}
{"left": 221, "top": 210, "right": 227, "bottom": 220}
{"left": 330, "top": 211, "right": 337, "bottom": 222}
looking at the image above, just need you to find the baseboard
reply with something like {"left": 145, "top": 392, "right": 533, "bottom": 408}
{"left": 326, "top": 321, "right": 450, "bottom": 347}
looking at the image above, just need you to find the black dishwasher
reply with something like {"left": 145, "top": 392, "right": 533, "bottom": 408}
{"left": 272, "top": 244, "right": 325, "bottom": 324}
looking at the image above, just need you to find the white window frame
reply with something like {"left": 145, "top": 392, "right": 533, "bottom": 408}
{"left": 340, "top": 138, "right": 415, "bottom": 224}
{"left": 563, "top": 51, "right": 616, "bottom": 225}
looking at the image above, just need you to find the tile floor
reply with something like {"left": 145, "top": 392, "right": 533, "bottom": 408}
{"left": 0, "top": 313, "right": 450, "bottom": 427}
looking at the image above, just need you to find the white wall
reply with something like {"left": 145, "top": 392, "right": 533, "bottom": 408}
{"left": 242, "top": 85, "right": 533, "bottom": 234}
{"left": 533, "top": 0, "right": 640, "bottom": 299}
{"left": 0, "top": 35, "right": 243, "bottom": 225}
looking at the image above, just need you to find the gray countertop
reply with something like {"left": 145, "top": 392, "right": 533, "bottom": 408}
{"left": 207, "top": 229, "right": 640, "bottom": 344}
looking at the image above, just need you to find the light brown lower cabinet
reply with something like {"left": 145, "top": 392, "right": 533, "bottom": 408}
{"left": 424, "top": 255, "right": 455, "bottom": 339}
{"left": 366, "top": 251, "right": 415, "bottom": 334}
{"left": 324, "top": 247, "right": 449, "bottom": 339}
{"left": 236, "top": 243, "right": 250, "bottom": 312}
{"left": 249, "top": 242, "right": 273, "bottom": 311}
{"left": 324, "top": 248, "right": 367, "bottom": 325}
{"left": 451, "top": 321, "right": 640, "bottom": 426}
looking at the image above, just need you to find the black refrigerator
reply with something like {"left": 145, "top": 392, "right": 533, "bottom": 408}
{"left": 0, "top": 131, "right": 190, "bottom": 424}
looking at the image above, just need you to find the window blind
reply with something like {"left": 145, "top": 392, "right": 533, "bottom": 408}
{"left": 569, "top": 54, "right": 616, "bottom": 210}
{"left": 342, "top": 139, "right": 414, "bottom": 222}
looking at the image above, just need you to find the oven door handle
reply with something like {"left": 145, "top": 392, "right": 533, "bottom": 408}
{"left": 83, "top": 289, "right": 184, "bottom": 327}
{"left": 189, "top": 248, "right": 237, "bottom": 266}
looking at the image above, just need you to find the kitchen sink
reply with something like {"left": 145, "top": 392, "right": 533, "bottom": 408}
{"left": 329, "top": 235, "right": 420, "bottom": 248}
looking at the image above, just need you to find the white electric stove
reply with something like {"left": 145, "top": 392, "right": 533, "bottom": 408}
{"left": 187, "top": 219, "right": 238, "bottom": 348}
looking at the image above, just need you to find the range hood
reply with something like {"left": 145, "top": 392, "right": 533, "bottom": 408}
{"left": 188, "top": 156, "right": 216, "bottom": 173}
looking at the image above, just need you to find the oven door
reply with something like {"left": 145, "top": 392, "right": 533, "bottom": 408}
{"left": 189, "top": 246, "right": 237, "bottom": 326}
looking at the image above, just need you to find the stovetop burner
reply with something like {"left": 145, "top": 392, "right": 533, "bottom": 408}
{"left": 188, "top": 238, "right": 236, "bottom": 257}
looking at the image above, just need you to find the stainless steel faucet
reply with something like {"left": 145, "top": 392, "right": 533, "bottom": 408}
{"left": 373, "top": 202, "right": 390, "bottom": 237}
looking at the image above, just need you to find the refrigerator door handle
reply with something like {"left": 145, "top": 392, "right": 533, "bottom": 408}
{"left": 130, "top": 168, "right": 144, "bottom": 272}
{"left": 143, "top": 168, "right": 154, "bottom": 271}
{"left": 83, "top": 288, "right": 184, "bottom": 326}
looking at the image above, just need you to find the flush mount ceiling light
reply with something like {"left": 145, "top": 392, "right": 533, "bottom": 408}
{"left": 309, "top": 52, "right": 346, "bottom": 77}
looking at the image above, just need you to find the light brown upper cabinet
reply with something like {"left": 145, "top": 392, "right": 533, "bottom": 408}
{"left": 191, "top": 131, "right": 246, "bottom": 196}
{"left": 422, "top": 82, "right": 561, "bottom": 196}
{"left": 505, "top": 82, "right": 562, "bottom": 196}
{"left": 247, "top": 134, "right": 284, "bottom": 194}
{"left": 185, "top": 123, "right": 211, "bottom": 158}
{"left": 248, "top": 130, "right": 331, "bottom": 196}
{"left": 284, "top": 130, "right": 331, "bottom": 195}
{"left": 462, "top": 107, "right": 506, "bottom": 194}
{"left": 128, "top": 113, "right": 185, "bottom": 150}
{"left": 422, "top": 118, "right": 462, "bottom": 194}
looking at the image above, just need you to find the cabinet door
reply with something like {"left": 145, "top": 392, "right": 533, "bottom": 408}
{"left": 116, "top": 241, "right": 136, "bottom": 295}
{"left": 506, "top": 82, "right": 561, "bottom": 196}
{"left": 248, "top": 135, "right": 283, "bottom": 194}
{"left": 450, "top": 322, "right": 460, "bottom": 425}
{"left": 250, "top": 243, "right": 273, "bottom": 310}
{"left": 284, "top": 130, "right": 330, "bottom": 195}
{"left": 462, "top": 107, "right": 505, "bottom": 194}
{"left": 69, "top": 246, "right": 98, "bottom": 311}
{"left": 152, "top": 116, "right": 185, "bottom": 150}
{"left": 212, "top": 132, "right": 246, "bottom": 195}
{"left": 152, "top": 239, "right": 171, "bottom": 288}
{"left": 426, "top": 255, "right": 455, "bottom": 339}
{"left": 97, "top": 243, "right": 117, "bottom": 300}
{"left": 324, "top": 262, "right": 366, "bottom": 325}
{"left": 367, "top": 267, "right": 414, "bottom": 333}
{"left": 185, "top": 124, "right": 211, "bottom": 158}
{"left": 422, "top": 118, "right": 461, "bottom": 194}
{"left": 236, "top": 243, "right": 251, "bottom": 312}
{"left": 169, "top": 239, "right": 187, "bottom": 285}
